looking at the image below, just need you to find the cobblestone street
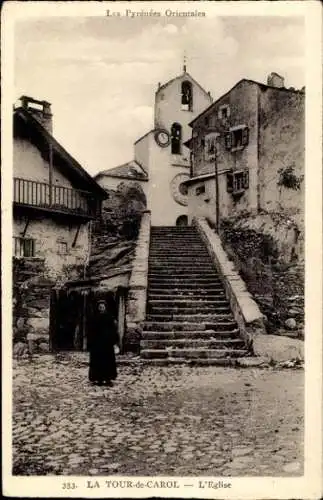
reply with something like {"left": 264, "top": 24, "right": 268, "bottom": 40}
{"left": 13, "top": 354, "right": 303, "bottom": 477}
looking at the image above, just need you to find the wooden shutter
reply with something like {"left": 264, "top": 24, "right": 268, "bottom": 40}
{"left": 243, "top": 170, "right": 249, "bottom": 189}
{"left": 227, "top": 172, "right": 233, "bottom": 192}
{"left": 242, "top": 127, "right": 249, "bottom": 146}
{"left": 225, "top": 132, "right": 232, "bottom": 150}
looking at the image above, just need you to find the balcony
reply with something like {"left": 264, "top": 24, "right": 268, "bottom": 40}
{"left": 13, "top": 178, "right": 99, "bottom": 219}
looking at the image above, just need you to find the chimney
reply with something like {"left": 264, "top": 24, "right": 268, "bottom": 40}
{"left": 267, "top": 72, "right": 285, "bottom": 89}
{"left": 19, "top": 95, "right": 53, "bottom": 133}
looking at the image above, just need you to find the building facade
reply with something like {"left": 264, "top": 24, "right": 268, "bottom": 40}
{"left": 184, "top": 75, "right": 305, "bottom": 228}
{"left": 95, "top": 67, "right": 212, "bottom": 226}
{"left": 13, "top": 96, "right": 107, "bottom": 352}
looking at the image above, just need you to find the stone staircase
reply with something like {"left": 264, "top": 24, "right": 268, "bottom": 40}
{"left": 140, "top": 226, "right": 250, "bottom": 365}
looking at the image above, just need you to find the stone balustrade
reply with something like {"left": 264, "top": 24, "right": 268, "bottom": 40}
{"left": 193, "top": 216, "right": 266, "bottom": 346}
{"left": 124, "top": 210, "right": 151, "bottom": 351}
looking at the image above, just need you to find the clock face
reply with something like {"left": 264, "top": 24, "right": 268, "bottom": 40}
{"left": 154, "top": 129, "right": 170, "bottom": 148}
{"left": 170, "top": 173, "right": 190, "bottom": 206}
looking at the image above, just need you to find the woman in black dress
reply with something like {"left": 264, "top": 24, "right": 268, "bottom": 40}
{"left": 88, "top": 300, "right": 119, "bottom": 386}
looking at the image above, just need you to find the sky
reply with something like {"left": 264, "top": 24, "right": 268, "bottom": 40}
{"left": 14, "top": 15, "right": 305, "bottom": 176}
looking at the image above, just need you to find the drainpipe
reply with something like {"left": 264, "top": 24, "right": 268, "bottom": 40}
{"left": 49, "top": 142, "right": 53, "bottom": 205}
{"left": 214, "top": 147, "right": 220, "bottom": 233}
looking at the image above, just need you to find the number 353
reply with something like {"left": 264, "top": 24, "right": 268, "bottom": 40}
{"left": 62, "top": 482, "right": 77, "bottom": 490}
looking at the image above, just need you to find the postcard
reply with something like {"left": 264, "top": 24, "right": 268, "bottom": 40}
{"left": 1, "top": 1, "right": 322, "bottom": 498}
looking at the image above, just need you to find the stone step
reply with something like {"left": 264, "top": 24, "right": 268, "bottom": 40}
{"left": 149, "top": 247, "right": 207, "bottom": 252}
{"left": 148, "top": 272, "right": 220, "bottom": 278}
{"left": 147, "top": 299, "right": 229, "bottom": 308}
{"left": 148, "top": 293, "right": 226, "bottom": 301}
{"left": 148, "top": 306, "right": 231, "bottom": 316}
{"left": 143, "top": 321, "right": 238, "bottom": 332}
{"left": 142, "top": 329, "right": 241, "bottom": 340}
{"left": 149, "top": 251, "right": 210, "bottom": 262}
{"left": 146, "top": 313, "right": 233, "bottom": 322}
{"left": 149, "top": 261, "right": 215, "bottom": 266}
{"left": 148, "top": 297, "right": 228, "bottom": 304}
{"left": 150, "top": 240, "right": 204, "bottom": 244}
{"left": 149, "top": 256, "right": 213, "bottom": 261}
{"left": 148, "top": 277, "right": 223, "bottom": 285}
{"left": 149, "top": 250, "right": 207, "bottom": 255}
{"left": 141, "top": 358, "right": 241, "bottom": 367}
{"left": 149, "top": 267, "right": 217, "bottom": 273}
{"left": 149, "top": 261, "right": 215, "bottom": 267}
{"left": 150, "top": 241, "right": 204, "bottom": 245}
{"left": 148, "top": 283, "right": 225, "bottom": 290}
{"left": 140, "top": 348, "right": 248, "bottom": 360}
{"left": 150, "top": 235, "right": 203, "bottom": 238}
{"left": 140, "top": 338, "right": 245, "bottom": 349}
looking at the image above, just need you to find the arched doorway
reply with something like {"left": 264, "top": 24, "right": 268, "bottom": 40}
{"left": 176, "top": 215, "right": 188, "bottom": 227}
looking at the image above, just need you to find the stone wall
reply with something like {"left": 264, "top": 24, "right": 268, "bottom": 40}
{"left": 13, "top": 258, "right": 54, "bottom": 355}
{"left": 258, "top": 87, "right": 304, "bottom": 227}
{"left": 219, "top": 215, "right": 304, "bottom": 336}
{"left": 193, "top": 217, "right": 266, "bottom": 346}
{"left": 14, "top": 215, "right": 90, "bottom": 279}
{"left": 125, "top": 210, "right": 151, "bottom": 352}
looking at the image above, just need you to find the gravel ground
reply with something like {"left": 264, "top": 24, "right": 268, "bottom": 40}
{"left": 12, "top": 354, "right": 304, "bottom": 477}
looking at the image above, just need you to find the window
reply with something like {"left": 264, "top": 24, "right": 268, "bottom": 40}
{"left": 181, "top": 81, "right": 193, "bottom": 111}
{"left": 179, "top": 182, "right": 188, "bottom": 196}
{"left": 195, "top": 184, "right": 206, "bottom": 196}
{"left": 218, "top": 105, "right": 230, "bottom": 120}
{"left": 204, "top": 132, "right": 219, "bottom": 162}
{"left": 171, "top": 123, "right": 182, "bottom": 155}
{"left": 57, "top": 241, "right": 68, "bottom": 255}
{"left": 14, "top": 237, "right": 35, "bottom": 257}
{"left": 233, "top": 172, "right": 245, "bottom": 193}
{"left": 225, "top": 126, "right": 249, "bottom": 152}
{"left": 227, "top": 170, "right": 249, "bottom": 194}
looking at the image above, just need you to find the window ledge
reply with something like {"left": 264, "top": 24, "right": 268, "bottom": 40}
{"left": 232, "top": 189, "right": 245, "bottom": 196}
{"left": 231, "top": 146, "right": 245, "bottom": 153}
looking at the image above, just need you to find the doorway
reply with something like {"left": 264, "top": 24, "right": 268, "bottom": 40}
{"left": 49, "top": 288, "right": 117, "bottom": 351}
{"left": 176, "top": 215, "right": 188, "bottom": 227}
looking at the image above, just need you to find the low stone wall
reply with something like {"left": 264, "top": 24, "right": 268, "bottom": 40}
{"left": 125, "top": 210, "right": 151, "bottom": 352}
{"left": 193, "top": 217, "right": 266, "bottom": 346}
{"left": 13, "top": 257, "right": 54, "bottom": 355}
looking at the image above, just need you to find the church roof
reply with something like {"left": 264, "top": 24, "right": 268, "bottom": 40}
{"left": 95, "top": 160, "right": 148, "bottom": 182}
{"left": 157, "top": 71, "right": 211, "bottom": 99}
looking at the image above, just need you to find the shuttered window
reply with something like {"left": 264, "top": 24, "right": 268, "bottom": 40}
{"left": 14, "top": 237, "right": 35, "bottom": 257}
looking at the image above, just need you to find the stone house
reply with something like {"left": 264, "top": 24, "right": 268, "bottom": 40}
{"left": 95, "top": 65, "right": 212, "bottom": 226}
{"left": 183, "top": 74, "right": 305, "bottom": 333}
{"left": 13, "top": 96, "right": 108, "bottom": 352}
{"left": 184, "top": 73, "right": 305, "bottom": 232}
